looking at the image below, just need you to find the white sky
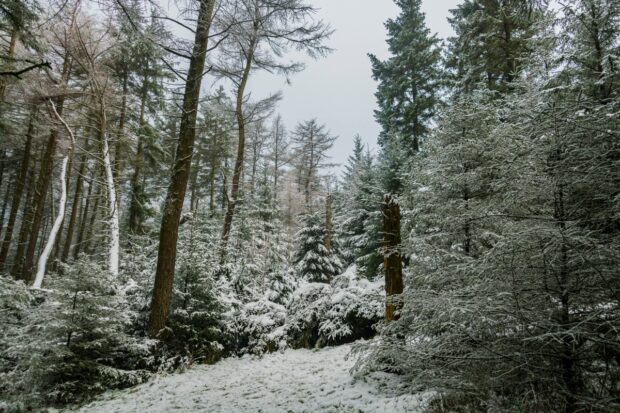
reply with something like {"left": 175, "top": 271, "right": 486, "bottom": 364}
{"left": 213, "top": 0, "right": 462, "bottom": 173}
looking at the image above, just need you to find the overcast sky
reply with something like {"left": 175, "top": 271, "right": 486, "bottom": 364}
{"left": 208, "top": 0, "right": 462, "bottom": 174}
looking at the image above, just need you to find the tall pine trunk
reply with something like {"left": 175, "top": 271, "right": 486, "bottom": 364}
{"left": 148, "top": 0, "right": 216, "bottom": 337}
{"left": 128, "top": 73, "right": 149, "bottom": 234}
{"left": 0, "top": 109, "right": 34, "bottom": 269}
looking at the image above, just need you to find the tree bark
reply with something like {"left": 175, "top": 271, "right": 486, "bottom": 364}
{"left": 382, "top": 194, "right": 403, "bottom": 323}
{"left": 11, "top": 156, "right": 36, "bottom": 276}
{"left": 83, "top": 175, "right": 102, "bottom": 256}
{"left": 114, "top": 70, "right": 129, "bottom": 181}
{"left": 128, "top": 72, "right": 149, "bottom": 234}
{"left": 73, "top": 166, "right": 96, "bottom": 260}
{"left": 220, "top": 37, "right": 257, "bottom": 263}
{"left": 20, "top": 55, "right": 71, "bottom": 281}
{"left": 100, "top": 102, "right": 120, "bottom": 276}
{"left": 324, "top": 194, "right": 333, "bottom": 254}
{"left": 189, "top": 151, "right": 201, "bottom": 212}
{"left": 148, "top": 0, "right": 215, "bottom": 338}
{"left": 0, "top": 110, "right": 35, "bottom": 270}
{"left": 33, "top": 155, "right": 69, "bottom": 288}
{"left": 0, "top": 28, "right": 18, "bottom": 103}
{"left": 61, "top": 143, "right": 87, "bottom": 262}
{"left": 33, "top": 100, "right": 75, "bottom": 288}
{"left": 0, "top": 177, "right": 13, "bottom": 236}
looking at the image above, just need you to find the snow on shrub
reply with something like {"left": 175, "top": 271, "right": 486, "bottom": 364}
{"left": 285, "top": 266, "right": 384, "bottom": 348}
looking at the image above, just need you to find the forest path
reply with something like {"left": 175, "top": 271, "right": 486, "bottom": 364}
{"left": 71, "top": 343, "right": 430, "bottom": 413}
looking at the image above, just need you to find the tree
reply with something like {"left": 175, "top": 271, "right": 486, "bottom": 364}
{"left": 369, "top": 0, "right": 441, "bottom": 154}
{"left": 382, "top": 194, "right": 402, "bottom": 322}
{"left": 294, "top": 209, "right": 342, "bottom": 283}
{"left": 290, "top": 119, "right": 337, "bottom": 209}
{"left": 3, "top": 259, "right": 148, "bottom": 407}
{"left": 126, "top": 16, "right": 172, "bottom": 234}
{"left": 269, "top": 114, "right": 290, "bottom": 205}
{"left": 148, "top": 0, "right": 216, "bottom": 337}
{"left": 337, "top": 136, "right": 383, "bottom": 277}
{"left": 447, "top": 0, "right": 543, "bottom": 92}
{"left": 215, "top": 0, "right": 332, "bottom": 263}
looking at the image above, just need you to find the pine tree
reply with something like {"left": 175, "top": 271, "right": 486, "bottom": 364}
{"left": 294, "top": 210, "right": 342, "bottom": 283}
{"left": 447, "top": 0, "right": 543, "bottom": 92}
{"left": 369, "top": 0, "right": 441, "bottom": 154}
{"left": 2, "top": 260, "right": 149, "bottom": 407}
{"left": 338, "top": 137, "right": 382, "bottom": 277}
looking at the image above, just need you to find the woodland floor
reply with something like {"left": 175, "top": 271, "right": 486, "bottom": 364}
{"left": 68, "top": 343, "right": 431, "bottom": 413}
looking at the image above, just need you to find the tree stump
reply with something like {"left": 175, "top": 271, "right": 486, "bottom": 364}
{"left": 382, "top": 194, "right": 403, "bottom": 322}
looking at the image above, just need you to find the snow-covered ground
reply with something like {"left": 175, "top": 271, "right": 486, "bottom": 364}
{"left": 70, "top": 344, "right": 431, "bottom": 413}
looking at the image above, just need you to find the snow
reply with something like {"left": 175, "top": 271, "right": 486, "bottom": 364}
{"left": 102, "top": 131, "right": 120, "bottom": 276}
{"left": 71, "top": 344, "right": 431, "bottom": 413}
{"left": 33, "top": 155, "right": 69, "bottom": 289}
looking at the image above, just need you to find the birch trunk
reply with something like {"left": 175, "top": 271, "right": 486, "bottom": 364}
{"left": 32, "top": 101, "right": 75, "bottom": 288}
{"left": 102, "top": 130, "right": 120, "bottom": 276}
{"left": 32, "top": 155, "right": 69, "bottom": 289}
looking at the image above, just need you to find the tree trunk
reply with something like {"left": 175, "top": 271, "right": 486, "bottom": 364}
{"left": 148, "top": 0, "right": 215, "bottom": 338}
{"left": 0, "top": 28, "right": 18, "bottom": 103}
{"left": 382, "top": 194, "right": 403, "bottom": 323}
{"left": 61, "top": 144, "right": 87, "bottom": 262}
{"left": 0, "top": 177, "right": 13, "bottom": 236}
{"left": 114, "top": 70, "right": 129, "bottom": 181}
{"left": 324, "top": 194, "right": 333, "bottom": 254}
{"left": 83, "top": 176, "right": 102, "bottom": 256}
{"left": 32, "top": 155, "right": 70, "bottom": 288}
{"left": 100, "top": 104, "right": 120, "bottom": 276}
{"left": 128, "top": 73, "right": 149, "bottom": 234}
{"left": 11, "top": 158, "right": 36, "bottom": 276}
{"left": 208, "top": 145, "right": 218, "bottom": 213}
{"left": 189, "top": 151, "right": 201, "bottom": 212}
{"left": 0, "top": 109, "right": 35, "bottom": 270}
{"left": 51, "top": 155, "right": 73, "bottom": 263}
{"left": 33, "top": 100, "right": 76, "bottom": 287}
{"left": 20, "top": 55, "right": 71, "bottom": 281}
{"left": 220, "top": 38, "right": 257, "bottom": 263}
{"left": 73, "top": 166, "right": 97, "bottom": 260}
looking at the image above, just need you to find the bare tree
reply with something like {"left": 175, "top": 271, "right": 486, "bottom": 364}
{"left": 215, "top": 0, "right": 332, "bottom": 263}
{"left": 290, "top": 118, "right": 337, "bottom": 210}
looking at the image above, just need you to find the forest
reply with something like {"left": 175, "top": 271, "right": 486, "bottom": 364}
{"left": 0, "top": 0, "right": 619, "bottom": 412}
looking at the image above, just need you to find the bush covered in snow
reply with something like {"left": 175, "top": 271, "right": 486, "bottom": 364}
{"left": 0, "top": 260, "right": 151, "bottom": 410}
{"left": 223, "top": 298, "right": 288, "bottom": 354}
{"left": 285, "top": 266, "right": 384, "bottom": 348}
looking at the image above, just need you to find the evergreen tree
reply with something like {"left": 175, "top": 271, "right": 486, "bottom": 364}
{"left": 369, "top": 0, "right": 441, "bottom": 154}
{"left": 338, "top": 137, "right": 383, "bottom": 278}
{"left": 447, "top": 0, "right": 543, "bottom": 92}
{"left": 294, "top": 211, "right": 342, "bottom": 283}
{"left": 2, "top": 260, "right": 149, "bottom": 407}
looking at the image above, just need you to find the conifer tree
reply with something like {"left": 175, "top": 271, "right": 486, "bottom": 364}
{"left": 294, "top": 210, "right": 342, "bottom": 283}
{"left": 369, "top": 0, "right": 441, "bottom": 154}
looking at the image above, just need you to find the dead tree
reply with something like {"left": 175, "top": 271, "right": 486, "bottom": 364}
{"left": 382, "top": 194, "right": 403, "bottom": 322}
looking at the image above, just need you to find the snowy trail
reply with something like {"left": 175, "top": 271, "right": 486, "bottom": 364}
{"left": 72, "top": 344, "right": 430, "bottom": 413}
